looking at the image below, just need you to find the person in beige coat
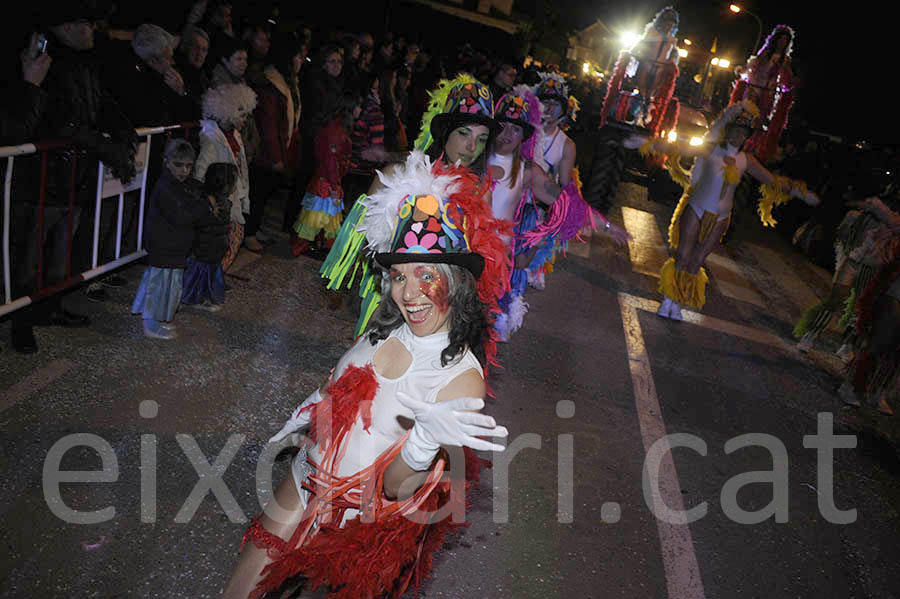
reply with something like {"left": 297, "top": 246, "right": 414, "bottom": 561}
{"left": 195, "top": 83, "right": 256, "bottom": 271}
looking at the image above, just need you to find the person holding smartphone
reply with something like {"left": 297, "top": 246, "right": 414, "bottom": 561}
{"left": 0, "top": 32, "right": 52, "bottom": 144}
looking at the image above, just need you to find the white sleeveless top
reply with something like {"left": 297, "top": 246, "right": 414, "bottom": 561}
{"left": 292, "top": 324, "right": 483, "bottom": 518}
{"left": 535, "top": 128, "right": 569, "bottom": 181}
{"left": 688, "top": 144, "right": 747, "bottom": 217}
{"left": 488, "top": 153, "right": 524, "bottom": 246}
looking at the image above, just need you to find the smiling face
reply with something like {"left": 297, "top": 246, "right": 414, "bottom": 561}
{"left": 224, "top": 50, "right": 248, "bottom": 78}
{"left": 495, "top": 121, "right": 524, "bottom": 156}
{"left": 390, "top": 263, "right": 452, "bottom": 336}
{"left": 444, "top": 124, "right": 491, "bottom": 167}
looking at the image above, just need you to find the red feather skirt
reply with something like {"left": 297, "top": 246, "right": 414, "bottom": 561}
{"left": 246, "top": 364, "right": 487, "bottom": 598}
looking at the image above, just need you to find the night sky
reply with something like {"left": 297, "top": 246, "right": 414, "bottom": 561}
{"left": 556, "top": 0, "right": 885, "bottom": 144}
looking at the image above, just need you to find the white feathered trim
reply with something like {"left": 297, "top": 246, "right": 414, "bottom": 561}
{"left": 360, "top": 151, "right": 460, "bottom": 254}
{"left": 506, "top": 294, "right": 529, "bottom": 334}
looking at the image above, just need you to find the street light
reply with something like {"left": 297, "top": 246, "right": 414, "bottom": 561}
{"left": 728, "top": 4, "right": 763, "bottom": 55}
{"left": 620, "top": 31, "right": 641, "bottom": 49}
{"left": 677, "top": 48, "right": 688, "bottom": 58}
{"left": 711, "top": 57, "right": 720, "bottom": 65}
{"left": 717, "top": 58, "right": 730, "bottom": 68}
{"left": 683, "top": 39, "right": 692, "bottom": 45}
{"left": 583, "top": 62, "right": 590, "bottom": 74}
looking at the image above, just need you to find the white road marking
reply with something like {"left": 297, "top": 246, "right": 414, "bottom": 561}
{"left": 1, "top": 359, "right": 77, "bottom": 415}
{"left": 618, "top": 293, "right": 707, "bottom": 599}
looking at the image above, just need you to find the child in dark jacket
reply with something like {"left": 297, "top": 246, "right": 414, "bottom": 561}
{"left": 181, "top": 163, "right": 237, "bottom": 311}
{"left": 132, "top": 139, "right": 208, "bottom": 339}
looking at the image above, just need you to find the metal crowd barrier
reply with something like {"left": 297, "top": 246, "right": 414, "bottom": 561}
{"left": 1, "top": 122, "right": 198, "bottom": 317}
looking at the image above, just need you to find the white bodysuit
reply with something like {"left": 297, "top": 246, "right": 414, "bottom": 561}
{"left": 688, "top": 143, "right": 747, "bottom": 220}
{"left": 535, "top": 128, "right": 569, "bottom": 183}
{"left": 488, "top": 152, "right": 524, "bottom": 246}
{"left": 292, "top": 324, "right": 483, "bottom": 522}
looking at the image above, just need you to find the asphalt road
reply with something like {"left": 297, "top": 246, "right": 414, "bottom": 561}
{"left": 2, "top": 179, "right": 899, "bottom": 598}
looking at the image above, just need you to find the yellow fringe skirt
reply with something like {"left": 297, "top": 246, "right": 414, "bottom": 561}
{"left": 659, "top": 192, "right": 729, "bottom": 309}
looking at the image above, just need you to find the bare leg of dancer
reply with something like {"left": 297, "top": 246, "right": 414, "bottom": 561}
{"left": 223, "top": 476, "right": 318, "bottom": 599}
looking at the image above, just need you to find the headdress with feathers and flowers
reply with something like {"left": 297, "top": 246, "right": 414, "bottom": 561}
{"left": 535, "top": 72, "right": 578, "bottom": 128}
{"left": 414, "top": 73, "right": 499, "bottom": 153}
{"left": 321, "top": 152, "right": 512, "bottom": 371}
{"left": 494, "top": 84, "right": 544, "bottom": 161}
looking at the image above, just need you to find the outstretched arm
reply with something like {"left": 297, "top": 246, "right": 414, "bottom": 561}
{"left": 746, "top": 154, "right": 820, "bottom": 206}
{"left": 383, "top": 369, "right": 506, "bottom": 500}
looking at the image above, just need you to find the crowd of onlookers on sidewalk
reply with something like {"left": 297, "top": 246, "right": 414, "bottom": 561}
{"left": 0, "top": 0, "right": 896, "bottom": 362}
{"left": 0, "top": 0, "right": 543, "bottom": 354}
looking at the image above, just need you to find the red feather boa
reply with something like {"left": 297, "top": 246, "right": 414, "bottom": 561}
{"left": 600, "top": 51, "right": 631, "bottom": 129}
{"left": 644, "top": 64, "right": 679, "bottom": 136}
{"left": 755, "top": 88, "right": 794, "bottom": 163}
{"left": 432, "top": 160, "right": 513, "bottom": 376}
{"left": 729, "top": 79, "right": 748, "bottom": 106}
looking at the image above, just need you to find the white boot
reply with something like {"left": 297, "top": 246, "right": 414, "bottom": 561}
{"left": 668, "top": 301, "right": 683, "bottom": 321}
{"left": 657, "top": 297, "right": 673, "bottom": 318}
{"left": 796, "top": 332, "right": 815, "bottom": 353}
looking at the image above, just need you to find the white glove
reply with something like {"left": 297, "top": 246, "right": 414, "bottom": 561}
{"left": 268, "top": 389, "right": 324, "bottom": 444}
{"left": 791, "top": 187, "right": 820, "bottom": 206}
{"left": 397, "top": 392, "right": 509, "bottom": 471}
{"left": 623, "top": 134, "right": 647, "bottom": 150}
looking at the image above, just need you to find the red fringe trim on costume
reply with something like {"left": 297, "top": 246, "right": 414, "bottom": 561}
{"left": 599, "top": 51, "right": 630, "bottom": 129}
{"left": 644, "top": 64, "right": 679, "bottom": 137}
{"left": 309, "top": 364, "right": 378, "bottom": 446}
{"left": 253, "top": 446, "right": 488, "bottom": 599}
{"left": 432, "top": 160, "right": 513, "bottom": 377}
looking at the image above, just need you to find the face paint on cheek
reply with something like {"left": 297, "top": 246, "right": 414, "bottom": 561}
{"left": 474, "top": 138, "right": 487, "bottom": 159}
{"left": 415, "top": 267, "right": 450, "bottom": 312}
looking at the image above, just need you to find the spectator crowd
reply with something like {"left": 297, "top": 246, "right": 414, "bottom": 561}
{"left": 0, "top": 0, "right": 896, "bottom": 358}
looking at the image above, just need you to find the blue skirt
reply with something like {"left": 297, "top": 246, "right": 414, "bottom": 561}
{"left": 181, "top": 258, "right": 225, "bottom": 305}
{"left": 132, "top": 266, "right": 183, "bottom": 322}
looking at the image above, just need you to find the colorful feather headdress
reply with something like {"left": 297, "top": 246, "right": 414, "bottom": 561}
{"left": 494, "top": 84, "right": 543, "bottom": 161}
{"left": 414, "top": 73, "right": 498, "bottom": 152}
{"left": 535, "top": 72, "right": 579, "bottom": 127}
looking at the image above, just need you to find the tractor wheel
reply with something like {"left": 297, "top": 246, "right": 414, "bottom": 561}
{"left": 585, "top": 128, "right": 626, "bottom": 212}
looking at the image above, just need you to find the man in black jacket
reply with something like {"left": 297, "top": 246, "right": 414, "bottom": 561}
{"left": 9, "top": 2, "right": 137, "bottom": 354}
{"left": 0, "top": 34, "right": 52, "bottom": 144}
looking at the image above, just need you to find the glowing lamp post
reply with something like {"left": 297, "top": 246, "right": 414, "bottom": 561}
{"left": 728, "top": 4, "right": 763, "bottom": 54}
